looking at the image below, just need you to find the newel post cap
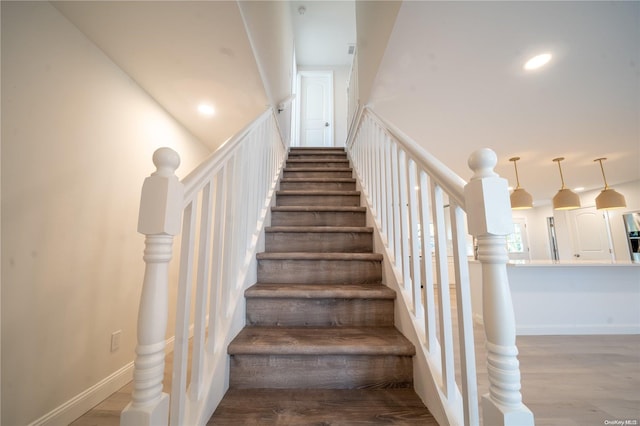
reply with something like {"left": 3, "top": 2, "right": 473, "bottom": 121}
{"left": 464, "top": 148, "right": 513, "bottom": 236}
{"left": 137, "top": 148, "right": 184, "bottom": 236}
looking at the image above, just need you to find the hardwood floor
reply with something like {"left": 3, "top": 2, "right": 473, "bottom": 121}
{"left": 208, "top": 389, "right": 435, "bottom": 425}
{"left": 71, "top": 326, "right": 640, "bottom": 425}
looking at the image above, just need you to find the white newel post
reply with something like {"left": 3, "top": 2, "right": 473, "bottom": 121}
{"left": 464, "top": 149, "right": 534, "bottom": 426}
{"left": 121, "top": 148, "right": 184, "bottom": 426}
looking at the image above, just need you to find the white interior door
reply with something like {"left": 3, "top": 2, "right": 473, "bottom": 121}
{"left": 567, "top": 206, "right": 614, "bottom": 261}
{"left": 299, "top": 72, "right": 333, "bottom": 147}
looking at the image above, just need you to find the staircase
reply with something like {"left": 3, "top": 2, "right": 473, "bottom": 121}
{"left": 209, "top": 147, "right": 436, "bottom": 425}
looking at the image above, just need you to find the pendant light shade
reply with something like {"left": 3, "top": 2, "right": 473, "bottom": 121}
{"left": 594, "top": 158, "right": 626, "bottom": 210}
{"left": 552, "top": 157, "right": 581, "bottom": 210}
{"left": 509, "top": 157, "right": 533, "bottom": 209}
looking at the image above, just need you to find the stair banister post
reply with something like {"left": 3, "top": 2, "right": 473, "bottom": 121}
{"left": 121, "top": 148, "right": 184, "bottom": 426}
{"left": 463, "top": 148, "right": 534, "bottom": 426}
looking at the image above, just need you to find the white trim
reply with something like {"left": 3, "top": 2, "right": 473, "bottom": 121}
{"left": 29, "top": 322, "right": 200, "bottom": 426}
{"left": 28, "top": 362, "right": 134, "bottom": 426}
{"left": 472, "top": 312, "right": 640, "bottom": 336}
{"left": 516, "top": 324, "right": 640, "bottom": 336}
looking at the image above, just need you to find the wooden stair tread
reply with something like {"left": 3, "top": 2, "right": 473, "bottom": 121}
{"left": 265, "top": 226, "right": 372, "bottom": 233}
{"left": 208, "top": 388, "right": 437, "bottom": 425}
{"left": 283, "top": 167, "right": 352, "bottom": 172}
{"left": 276, "top": 190, "right": 360, "bottom": 196}
{"left": 257, "top": 252, "right": 383, "bottom": 261}
{"left": 272, "top": 206, "right": 366, "bottom": 212}
{"left": 246, "top": 283, "right": 396, "bottom": 299}
{"left": 287, "top": 158, "right": 349, "bottom": 163}
{"left": 228, "top": 326, "right": 415, "bottom": 356}
{"left": 281, "top": 177, "right": 356, "bottom": 182}
{"left": 289, "top": 147, "right": 346, "bottom": 151}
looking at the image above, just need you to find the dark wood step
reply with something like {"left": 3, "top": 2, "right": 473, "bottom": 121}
{"left": 229, "top": 326, "right": 414, "bottom": 356}
{"left": 245, "top": 283, "right": 395, "bottom": 327}
{"left": 257, "top": 252, "right": 383, "bottom": 284}
{"left": 283, "top": 167, "right": 353, "bottom": 178}
{"left": 287, "top": 153, "right": 348, "bottom": 160}
{"left": 289, "top": 146, "right": 347, "bottom": 155}
{"left": 228, "top": 327, "right": 414, "bottom": 389}
{"left": 279, "top": 177, "right": 356, "bottom": 191}
{"left": 286, "top": 159, "right": 350, "bottom": 168}
{"left": 276, "top": 190, "right": 361, "bottom": 207}
{"left": 209, "top": 388, "right": 437, "bottom": 425}
{"left": 265, "top": 226, "right": 373, "bottom": 253}
{"left": 271, "top": 206, "right": 366, "bottom": 227}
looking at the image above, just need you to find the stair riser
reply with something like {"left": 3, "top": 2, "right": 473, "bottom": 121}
{"left": 265, "top": 232, "right": 372, "bottom": 253}
{"left": 289, "top": 148, "right": 345, "bottom": 152}
{"left": 276, "top": 194, "right": 361, "bottom": 207}
{"left": 283, "top": 170, "right": 353, "bottom": 178}
{"left": 257, "top": 259, "right": 382, "bottom": 284}
{"left": 246, "top": 298, "right": 394, "bottom": 327}
{"left": 271, "top": 211, "right": 366, "bottom": 227}
{"left": 288, "top": 154, "right": 348, "bottom": 160}
{"left": 286, "top": 161, "right": 350, "bottom": 169}
{"left": 230, "top": 354, "right": 413, "bottom": 389}
{"left": 279, "top": 181, "right": 356, "bottom": 191}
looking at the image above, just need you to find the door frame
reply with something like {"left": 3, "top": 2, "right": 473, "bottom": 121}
{"left": 566, "top": 206, "right": 615, "bottom": 261}
{"left": 295, "top": 70, "right": 334, "bottom": 147}
{"left": 507, "top": 216, "right": 531, "bottom": 261}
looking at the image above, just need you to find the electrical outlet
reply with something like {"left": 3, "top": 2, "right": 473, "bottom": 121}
{"left": 111, "top": 330, "right": 122, "bottom": 352}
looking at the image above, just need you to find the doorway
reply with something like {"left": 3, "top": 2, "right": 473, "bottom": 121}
{"left": 567, "top": 206, "right": 614, "bottom": 261}
{"left": 297, "top": 71, "right": 333, "bottom": 147}
{"left": 507, "top": 217, "right": 531, "bottom": 261}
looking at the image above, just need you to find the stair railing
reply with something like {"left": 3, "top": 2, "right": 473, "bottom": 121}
{"left": 346, "top": 107, "right": 534, "bottom": 426}
{"left": 121, "top": 109, "right": 286, "bottom": 426}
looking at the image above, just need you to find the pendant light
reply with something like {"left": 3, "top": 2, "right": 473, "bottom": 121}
{"left": 552, "top": 157, "right": 581, "bottom": 210}
{"left": 594, "top": 157, "right": 626, "bottom": 210}
{"left": 509, "top": 156, "right": 533, "bottom": 209}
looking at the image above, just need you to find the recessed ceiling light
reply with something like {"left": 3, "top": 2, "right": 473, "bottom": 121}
{"left": 524, "top": 53, "right": 552, "bottom": 71}
{"left": 574, "top": 187, "right": 585, "bottom": 192}
{"left": 198, "top": 103, "right": 215, "bottom": 116}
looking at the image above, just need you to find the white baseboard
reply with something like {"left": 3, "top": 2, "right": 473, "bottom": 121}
{"left": 29, "top": 362, "right": 134, "bottom": 426}
{"left": 29, "top": 325, "right": 199, "bottom": 426}
{"left": 516, "top": 324, "right": 640, "bottom": 336}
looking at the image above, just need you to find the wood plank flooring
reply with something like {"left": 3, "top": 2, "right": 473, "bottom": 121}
{"left": 71, "top": 325, "right": 640, "bottom": 425}
{"left": 207, "top": 389, "right": 435, "bottom": 425}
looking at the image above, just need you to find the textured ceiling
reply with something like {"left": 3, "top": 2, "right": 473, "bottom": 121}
{"left": 53, "top": 0, "right": 639, "bottom": 205}
{"left": 369, "top": 1, "right": 640, "bottom": 204}
{"left": 290, "top": 1, "right": 356, "bottom": 67}
{"left": 54, "top": 1, "right": 268, "bottom": 151}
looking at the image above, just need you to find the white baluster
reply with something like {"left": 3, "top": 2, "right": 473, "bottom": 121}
{"left": 464, "top": 148, "right": 534, "bottom": 426}
{"left": 121, "top": 148, "right": 184, "bottom": 426}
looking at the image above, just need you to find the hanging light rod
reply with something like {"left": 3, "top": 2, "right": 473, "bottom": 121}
{"left": 509, "top": 156, "right": 533, "bottom": 209}
{"left": 594, "top": 157, "right": 626, "bottom": 210}
{"left": 552, "top": 157, "right": 581, "bottom": 210}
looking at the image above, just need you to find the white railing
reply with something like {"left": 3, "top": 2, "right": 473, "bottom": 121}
{"left": 346, "top": 107, "right": 534, "bottom": 426}
{"left": 121, "top": 109, "right": 286, "bottom": 426}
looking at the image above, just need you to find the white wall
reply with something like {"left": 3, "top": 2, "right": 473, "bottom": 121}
{"left": 1, "top": 3, "right": 210, "bottom": 425}
{"left": 239, "top": 1, "right": 295, "bottom": 145}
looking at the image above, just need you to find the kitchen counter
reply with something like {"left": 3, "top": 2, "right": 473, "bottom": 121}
{"left": 469, "top": 259, "right": 640, "bottom": 335}
{"left": 507, "top": 259, "right": 639, "bottom": 267}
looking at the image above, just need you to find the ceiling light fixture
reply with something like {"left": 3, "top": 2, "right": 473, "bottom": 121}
{"left": 509, "top": 156, "right": 533, "bottom": 209}
{"left": 552, "top": 157, "right": 581, "bottom": 210}
{"left": 524, "top": 53, "right": 552, "bottom": 71}
{"left": 594, "top": 157, "right": 627, "bottom": 210}
{"left": 197, "top": 103, "right": 215, "bottom": 117}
